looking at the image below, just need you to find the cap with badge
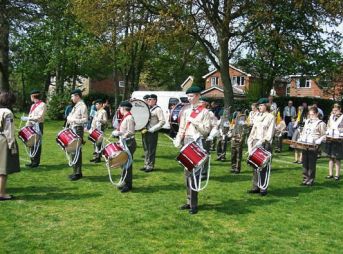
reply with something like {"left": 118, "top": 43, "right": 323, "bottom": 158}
{"left": 143, "top": 94, "right": 150, "bottom": 100}
{"left": 257, "top": 98, "right": 269, "bottom": 105}
{"left": 120, "top": 100, "right": 132, "bottom": 108}
{"left": 71, "top": 88, "right": 82, "bottom": 96}
{"left": 186, "top": 85, "right": 202, "bottom": 94}
{"left": 30, "top": 89, "right": 40, "bottom": 95}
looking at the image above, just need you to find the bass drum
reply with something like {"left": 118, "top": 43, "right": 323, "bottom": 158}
{"left": 170, "top": 103, "right": 187, "bottom": 133}
{"left": 130, "top": 99, "right": 150, "bottom": 131}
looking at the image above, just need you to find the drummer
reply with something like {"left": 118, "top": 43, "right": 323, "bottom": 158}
{"left": 298, "top": 106, "right": 326, "bottom": 186}
{"left": 22, "top": 89, "right": 47, "bottom": 168}
{"left": 247, "top": 98, "right": 275, "bottom": 196}
{"left": 174, "top": 85, "right": 211, "bottom": 214}
{"left": 112, "top": 100, "right": 136, "bottom": 193}
{"left": 142, "top": 94, "right": 165, "bottom": 173}
{"left": 141, "top": 94, "right": 150, "bottom": 160}
{"left": 89, "top": 99, "right": 108, "bottom": 163}
{"left": 66, "top": 89, "right": 88, "bottom": 181}
{"left": 324, "top": 103, "right": 343, "bottom": 181}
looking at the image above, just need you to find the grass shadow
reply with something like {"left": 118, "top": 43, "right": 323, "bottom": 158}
{"left": 200, "top": 198, "right": 278, "bottom": 215}
{"left": 133, "top": 182, "right": 184, "bottom": 193}
{"left": 8, "top": 186, "right": 77, "bottom": 193}
{"left": 17, "top": 192, "right": 102, "bottom": 201}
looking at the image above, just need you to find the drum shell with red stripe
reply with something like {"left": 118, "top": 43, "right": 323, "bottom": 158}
{"left": 247, "top": 146, "right": 271, "bottom": 169}
{"left": 56, "top": 129, "right": 82, "bottom": 153}
{"left": 177, "top": 141, "right": 208, "bottom": 172}
{"left": 103, "top": 143, "right": 128, "bottom": 168}
{"left": 18, "top": 126, "right": 39, "bottom": 148}
{"left": 88, "top": 129, "right": 103, "bottom": 145}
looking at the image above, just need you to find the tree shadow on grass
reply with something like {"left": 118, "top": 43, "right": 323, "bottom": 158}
{"left": 133, "top": 182, "right": 184, "bottom": 193}
{"left": 8, "top": 186, "right": 77, "bottom": 193}
{"left": 270, "top": 180, "right": 342, "bottom": 198}
{"left": 200, "top": 198, "right": 278, "bottom": 215}
{"left": 17, "top": 192, "right": 102, "bottom": 201}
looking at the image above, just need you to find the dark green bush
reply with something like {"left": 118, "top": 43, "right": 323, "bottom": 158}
{"left": 47, "top": 92, "right": 72, "bottom": 120}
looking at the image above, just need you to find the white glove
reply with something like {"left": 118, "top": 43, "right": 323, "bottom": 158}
{"left": 255, "top": 140, "right": 263, "bottom": 147}
{"left": 206, "top": 136, "right": 213, "bottom": 141}
{"left": 315, "top": 139, "right": 322, "bottom": 145}
{"left": 21, "top": 116, "right": 29, "bottom": 121}
{"left": 173, "top": 137, "right": 182, "bottom": 148}
{"left": 112, "top": 130, "right": 123, "bottom": 137}
{"left": 67, "top": 115, "right": 74, "bottom": 123}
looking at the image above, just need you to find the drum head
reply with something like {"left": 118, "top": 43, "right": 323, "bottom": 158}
{"left": 131, "top": 99, "right": 150, "bottom": 131}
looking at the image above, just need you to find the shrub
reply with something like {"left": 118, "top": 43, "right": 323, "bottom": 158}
{"left": 47, "top": 92, "right": 72, "bottom": 120}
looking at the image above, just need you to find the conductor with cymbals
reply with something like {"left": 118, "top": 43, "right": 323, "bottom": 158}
{"left": 22, "top": 89, "right": 47, "bottom": 168}
{"left": 66, "top": 89, "right": 88, "bottom": 181}
{"left": 174, "top": 86, "right": 211, "bottom": 214}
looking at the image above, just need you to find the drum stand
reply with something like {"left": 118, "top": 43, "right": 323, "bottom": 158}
{"left": 105, "top": 138, "right": 133, "bottom": 187}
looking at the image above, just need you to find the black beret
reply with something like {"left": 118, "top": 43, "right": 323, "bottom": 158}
{"left": 71, "top": 89, "right": 82, "bottom": 96}
{"left": 143, "top": 94, "right": 150, "bottom": 100}
{"left": 257, "top": 98, "right": 268, "bottom": 105}
{"left": 30, "top": 89, "right": 40, "bottom": 95}
{"left": 94, "top": 99, "right": 104, "bottom": 104}
{"left": 120, "top": 100, "right": 132, "bottom": 108}
{"left": 150, "top": 94, "right": 157, "bottom": 99}
{"left": 186, "top": 86, "right": 202, "bottom": 94}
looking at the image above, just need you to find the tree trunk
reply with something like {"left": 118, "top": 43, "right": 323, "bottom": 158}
{"left": 0, "top": 0, "right": 10, "bottom": 91}
{"left": 218, "top": 37, "right": 234, "bottom": 108}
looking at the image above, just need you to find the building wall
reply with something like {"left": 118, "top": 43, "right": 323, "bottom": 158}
{"left": 204, "top": 68, "right": 252, "bottom": 91}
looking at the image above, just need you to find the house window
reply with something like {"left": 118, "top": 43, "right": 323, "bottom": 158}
{"left": 231, "top": 76, "right": 245, "bottom": 86}
{"left": 119, "top": 81, "right": 125, "bottom": 87}
{"left": 211, "top": 77, "right": 219, "bottom": 87}
{"left": 286, "top": 83, "right": 291, "bottom": 96}
{"left": 296, "top": 78, "right": 311, "bottom": 88}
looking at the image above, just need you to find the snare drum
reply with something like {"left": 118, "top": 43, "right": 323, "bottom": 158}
{"left": 247, "top": 146, "right": 271, "bottom": 169}
{"left": 102, "top": 143, "right": 129, "bottom": 168}
{"left": 88, "top": 129, "right": 103, "bottom": 144}
{"left": 18, "top": 126, "right": 39, "bottom": 147}
{"left": 176, "top": 141, "right": 208, "bottom": 172}
{"left": 56, "top": 128, "right": 82, "bottom": 153}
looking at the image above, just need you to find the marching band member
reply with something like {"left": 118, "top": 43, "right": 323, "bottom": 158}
{"left": 141, "top": 94, "right": 150, "bottom": 160}
{"left": 174, "top": 86, "right": 211, "bottom": 214}
{"left": 66, "top": 89, "right": 88, "bottom": 181}
{"left": 201, "top": 97, "right": 219, "bottom": 179}
{"left": 142, "top": 94, "right": 165, "bottom": 173}
{"left": 89, "top": 99, "right": 108, "bottom": 163}
{"left": 298, "top": 106, "right": 326, "bottom": 186}
{"left": 324, "top": 103, "right": 343, "bottom": 181}
{"left": 247, "top": 98, "right": 275, "bottom": 196}
{"left": 112, "top": 101, "right": 136, "bottom": 193}
{"left": 273, "top": 111, "right": 286, "bottom": 153}
{"left": 216, "top": 109, "right": 230, "bottom": 161}
{"left": 22, "top": 89, "right": 47, "bottom": 168}
{"left": 230, "top": 108, "right": 247, "bottom": 174}
{"left": 0, "top": 91, "right": 20, "bottom": 201}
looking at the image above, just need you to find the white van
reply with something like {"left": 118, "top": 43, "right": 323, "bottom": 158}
{"left": 131, "top": 91, "right": 188, "bottom": 129}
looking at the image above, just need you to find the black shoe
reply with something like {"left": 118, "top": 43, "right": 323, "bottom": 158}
{"left": 234, "top": 170, "right": 241, "bottom": 174}
{"left": 334, "top": 176, "right": 340, "bottom": 181}
{"left": 25, "top": 163, "right": 33, "bottom": 167}
{"left": 230, "top": 169, "right": 236, "bottom": 173}
{"left": 90, "top": 158, "right": 97, "bottom": 162}
{"left": 94, "top": 158, "right": 101, "bottom": 163}
{"left": 260, "top": 191, "right": 268, "bottom": 196}
{"left": 70, "top": 174, "right": 82, "bottom": 181}
{"left": 326, "top": 175, "right": 333, "bottom": 179}
{"left": 189, "top": 207, "right": 198, "bottom": 214}
{"left": 247, "top": 189, "right": 260, "bottom": 194}
{"left": 145, "top": 168, "right": 153, "bottom": 173}
{"left": 305, "top": 182, "right": 314, "bottom": 186}
{"left": 220, "top": 157, "right": 226, "bottom": 162}
{"left": 121, "top": 185, "right": 132, "bottom": 193}
{"left": 30, "top": 164, "right": 39, "bottom": 168}
{"left": 139, "top": 167, "right": 146, "bottom": 171}
{"left": 215, "top": 157, "right": 222, "bottom": 161}
{"left": 180, "top": 204, "right": 191, "bottom": 210}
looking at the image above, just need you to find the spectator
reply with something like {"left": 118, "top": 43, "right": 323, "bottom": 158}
{"left": 283, "top": 100, "right": 296, "bottom": 126}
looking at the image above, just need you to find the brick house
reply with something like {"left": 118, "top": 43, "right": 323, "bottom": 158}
{"left": 200, "top": 65, "right": 253, "bottom": 99}
{"left": 283, "top": 75, "right": 343, "bottom": 100}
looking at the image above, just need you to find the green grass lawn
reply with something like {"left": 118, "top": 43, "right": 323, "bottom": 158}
{"left": 1, "top": 119, "right": 343, "bottom": 254}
